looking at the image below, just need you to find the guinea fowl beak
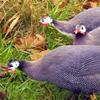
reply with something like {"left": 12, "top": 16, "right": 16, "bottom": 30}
{"left": 5, "top": 67, "right": 16, "bottom": 74}
{"left": 73, "top": 29, "right": 80, "bottom": 34}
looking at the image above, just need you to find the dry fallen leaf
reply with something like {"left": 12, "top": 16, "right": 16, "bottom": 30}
{"left": 2, "top": 13, "right": 20, "bottom": 36}
{"left": 0, "top": 12, "right": 4, "bottom": 23}
{"left": 5, "top": 16, "right": 20, "bottom": 37}
{"left": 29, "top": 49, "right": 50, "bottom": 61}
{"left": 14, "top": 34, "right": 46, "bottom": 51}
{"left": 52, "top": 0, "right": 60, "bottom": 6}
{"left": 32, "top": 34, "right": 46, "bottom": 48}
{"left": 14, "top": 37, "right": 26, "bottom": 50}
{"left": 59, "top": 1, "right": 67, "bottom": 8}
{"left": 52, "top": 0, "right": 67, "bottom": 7}
{"left": 88, "top": 0, "right": 100, "bottom": 3}
{"left": 0, "top": 90, "right": 7, "bottom": 100}
{"left": 83, "top": 1, "right": 97, "bottom": 9}
{"left": 89, "top": 1, "right": 97, "bottom": 7}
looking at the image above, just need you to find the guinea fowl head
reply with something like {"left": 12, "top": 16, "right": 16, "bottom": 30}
{"left": 39, "top": 15, "right": 53, "bottom": 26}
{"left": 5, "top": 59, "right": 20, "bottom": 74}
{"left": 73, "top": 24, "right": 86, "bottom": 36}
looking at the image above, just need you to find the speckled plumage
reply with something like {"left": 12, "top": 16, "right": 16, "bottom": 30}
{"left": 50, "top": 7, "right": 100, "bottom": 38}
{"left": 7, "top": 45, "right": 100, "bottom": 94}
{"left": 73, "top": 27, "right": 100, "bottom": 45}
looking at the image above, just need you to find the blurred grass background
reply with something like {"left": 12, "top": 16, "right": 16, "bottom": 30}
{"left": 0, "top": 0, "right": 100, "bottom": 100}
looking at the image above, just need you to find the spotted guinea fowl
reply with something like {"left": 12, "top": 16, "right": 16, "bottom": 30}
{"left": 73, "top": 24, "right": 100, "bottom": 45}
{"left": 39, "top": 7, "right": 100, "bottom": 38}
{"left": 5, "top": 45, "right": 100, "bottom": 100}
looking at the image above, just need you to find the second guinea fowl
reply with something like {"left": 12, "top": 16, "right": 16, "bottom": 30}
{"left": 39, "top": 7, "right": 100, "bottom": 38}
{"left": 5, "top": 45, "right": 100, "bottom": 100}
{"left": 73, "top": 24, "right": 100, "bottom": 45}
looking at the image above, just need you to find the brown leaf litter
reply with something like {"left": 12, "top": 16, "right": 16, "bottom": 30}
{"left": 14, "top": 34, "right": 46, "bottom": 51}
{"left": 0, "top": 90, "right": 7, "bottom": 100}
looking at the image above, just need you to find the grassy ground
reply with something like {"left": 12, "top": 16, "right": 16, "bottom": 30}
{"left": 0, "top": 0, "right": 100, "bottom": 100}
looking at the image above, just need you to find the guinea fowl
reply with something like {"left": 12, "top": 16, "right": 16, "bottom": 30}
{"left": 5, "top": 45, "right": 100, "bottom": 100}
{"left": 73, "top": 24, "right": 100, "bottom": 45}
{"left": 39, "top": 7, "right": 100, "bottom": 38}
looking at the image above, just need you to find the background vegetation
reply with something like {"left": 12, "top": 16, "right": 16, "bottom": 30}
{"left": 0, "top": 0, "right": 100, "bottom": 100}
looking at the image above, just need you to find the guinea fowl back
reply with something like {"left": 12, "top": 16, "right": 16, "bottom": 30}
{"left": 40, "top": 45, "right": 100, "bottom": 93}
{"left": 70, "top": 7, "right": 100, "bottom": 32}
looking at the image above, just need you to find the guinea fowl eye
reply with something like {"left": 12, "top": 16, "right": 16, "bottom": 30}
{"left": 80, "top": 25, "right": 86, "bottom": 33}
{"left": 42, "top": 19, "right": 44, "bottom": 22}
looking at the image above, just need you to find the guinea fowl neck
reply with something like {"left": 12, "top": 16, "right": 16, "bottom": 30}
{"left": 52, "top": 19, "right": 75, "bottom": 37}
{"left": 52, "top": 19, "right": 69, "bottom": 26}
{"left": 76, "top": 33, "right": 85, "bottom": 37}
{"left": 51, "top": 19, "right": 58, "bottom": 25}
{"left": 18, "top": 60, "right": 47, "bottom": 81}
{"left": 74, "top": 33, "right": 87, "bottom": 45}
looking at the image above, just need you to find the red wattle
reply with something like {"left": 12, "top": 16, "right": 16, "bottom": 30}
{"left": 10, "top": 69, "right": 16, "bottom": 74}
{"left": 38, "top": 22, "right": 43, "bottom": 25}
{"left": 5, "top": 67, "right": 9, "bottom": 71}
{"left": 5, "top": 66, "right": 16, "bottom": 74}
{"left": 38, "top": 22, "right": 48, "bottom": 26}
{"left": 81, "top": 32, "right": 85, "bottom": 35}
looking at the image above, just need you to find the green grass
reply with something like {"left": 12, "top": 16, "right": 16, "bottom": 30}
{"left": 0, "top": 0, "right": 100, "bottom": 100}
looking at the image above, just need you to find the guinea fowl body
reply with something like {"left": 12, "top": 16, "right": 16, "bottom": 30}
{"left": 6, "top": 45, "right": 100, "bottom": 95}
{"left": 39, "top": 7, "right": 100, "bottom": 38}
{"left": 73, "top": 26, "right": 100, "bottom": 45}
